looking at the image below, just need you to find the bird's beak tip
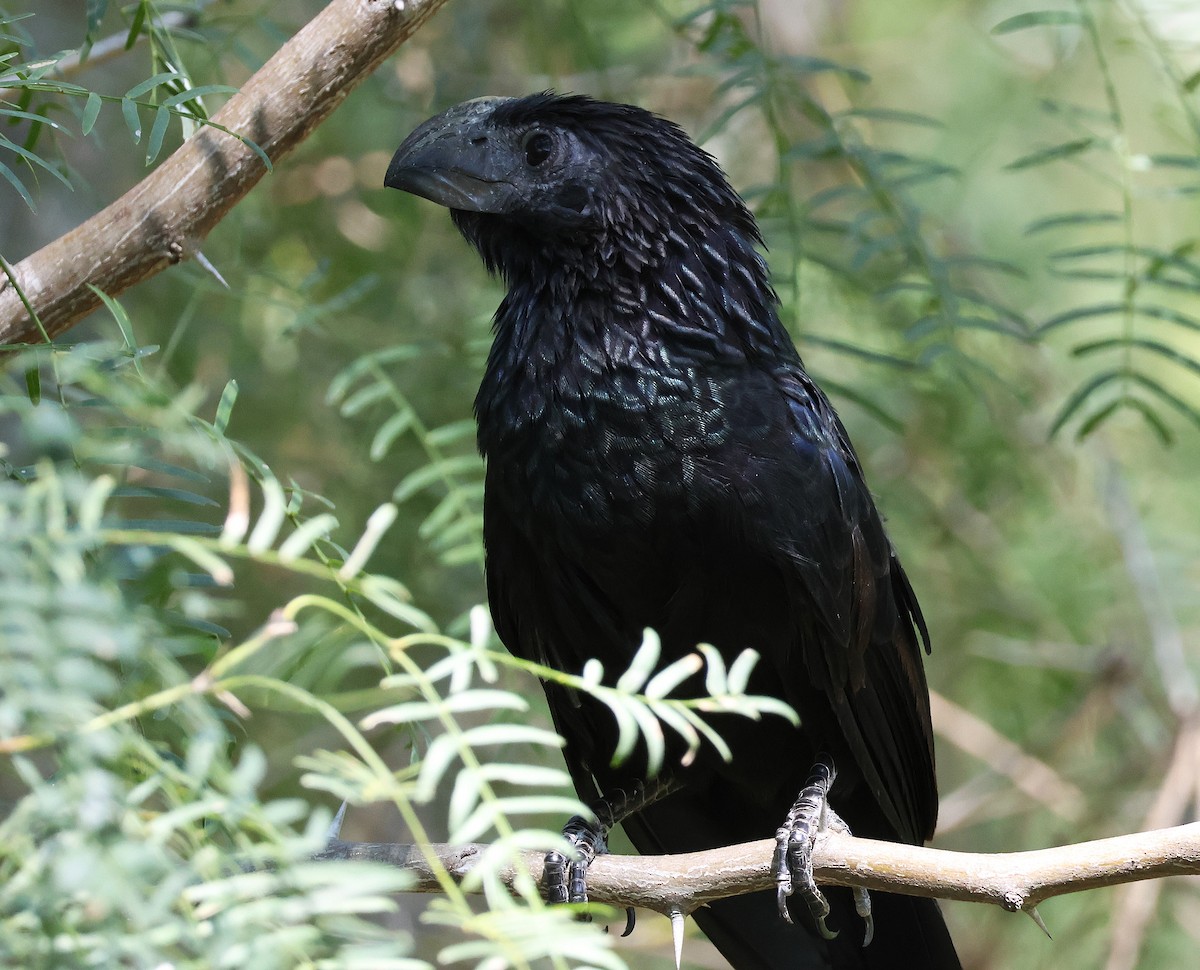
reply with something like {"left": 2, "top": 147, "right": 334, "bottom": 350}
{"left": 384, "top": 97, "right": 517, "bottom": 213}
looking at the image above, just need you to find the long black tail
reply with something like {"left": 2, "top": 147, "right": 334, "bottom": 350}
{"left": 693, "top": 886, "right": 960, "bottom": 970}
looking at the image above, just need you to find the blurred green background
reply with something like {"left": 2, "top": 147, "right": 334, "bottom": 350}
{"left": 3, "top": 1, "right": 1200, "bottom": 968}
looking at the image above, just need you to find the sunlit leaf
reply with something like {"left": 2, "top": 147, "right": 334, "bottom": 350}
{"left": 277, "top": 513, "right": 339, "bottom": 561}
{"left": 393, "top": 455, "right": 483, "bottom": 503}
{"left": 246, "top": 470, "right": 287, "bottom": 553}
{"left": 215, "top": 380, "right": 239, "bottom": 435}
{"left": 615, "top": 629, "right": 661, "bottom": 693}
{"left": 369, "top": 409, "right": 414, "bottom": 461}
{"left": 643, "top": 652, "right": 703, "bottom": 699}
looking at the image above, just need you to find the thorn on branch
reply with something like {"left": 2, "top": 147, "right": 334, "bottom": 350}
{"left": 327, "top": 800, "right": 349, "bottom": 845}
{"left": 669, "top": 906, "right": 686, "bottom": 970}
{"left": 194, "top": 249, "right": 229, "bottom": 288}
{"left": 1027, "top": 906, "right": 1053, "bottom": 940}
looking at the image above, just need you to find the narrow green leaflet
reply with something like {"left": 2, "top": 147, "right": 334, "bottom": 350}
{"left": 121, "top": 96, "right": 141, "bottom": 142}
{"left": 992, "top": 10, "right": 1084, "bottom": 34}
{"left": 0, "top": 158, "right": 34, "bottom": 209}
{"left": 124, "top": 1, "right": 147, "bottom": 50}
{"left": 146, "top": 105, "right": 170, "bottom": 163}
{"left": 81, "top": 91, "right": 102, "bottom": 134}
{"left": 124, "top": 70, "right": 185, "bottom": 101}
{"left": 1007, "top": 138, "right": 1097, "bottom": 171}
{"left": 214, "top": 380, "right": 239, "bottom": 435}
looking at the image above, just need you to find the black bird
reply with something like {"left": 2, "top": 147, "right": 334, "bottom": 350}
{"left": 385, "top": 93, "right": 960, "bottom": 970}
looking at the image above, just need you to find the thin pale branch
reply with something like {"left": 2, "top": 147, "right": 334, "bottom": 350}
{"left": 1103, "top": 460, "right": 1198, "bottom": 715}
{"left": 319, "top": 822, "right": 1200, "bottom": 919}
{"left": 930, "top": 689, "right": 1084, "bottom": 824}
{"left": 1105, "top": 713, "right": 1200, "bottom": 970}
{"left": 0, "top": 0, "right": 450, "bottom": 345}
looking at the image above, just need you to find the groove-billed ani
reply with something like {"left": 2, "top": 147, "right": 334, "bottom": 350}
{"left": 385, "top": 93, "right": 960, "bottom": 970}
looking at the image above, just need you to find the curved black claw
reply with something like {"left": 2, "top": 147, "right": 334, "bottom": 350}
{"left": 771, "top": 754, "right": 873, "bottom": 945}
{"left": 853, "top": 885, "right": 874, "bottom": 947}
{"left": 543, "top": 814, "right": 611, "bottom": 921}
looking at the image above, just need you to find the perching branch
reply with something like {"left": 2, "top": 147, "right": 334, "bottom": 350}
{"left": 0, "top": 0, "right": 450, "bottom": 345}
{"left": 319, "top": 822, "right": 1200, "bottom": 921}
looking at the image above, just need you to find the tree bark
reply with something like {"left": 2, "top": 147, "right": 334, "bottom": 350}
{"left": 0, "top": 0, "right": 450, "bottom": 345}
{"left": 319, "top": 822, "right": 1200, "bottom": 919}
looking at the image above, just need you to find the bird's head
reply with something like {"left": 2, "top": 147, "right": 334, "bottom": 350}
{"left": 384, "top": 92, "right": 762, "bottom": 283}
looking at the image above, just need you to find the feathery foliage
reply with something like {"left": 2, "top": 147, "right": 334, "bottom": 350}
{"left": 3, "top": 1, "right": 1200, "bottom": 969}
{"left": 995, "top": 3, "right": 1200, "bottom": 440}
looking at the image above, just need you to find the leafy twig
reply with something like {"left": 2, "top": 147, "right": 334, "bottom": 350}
{"left": 0, "top": 0, "right": 451, "bottom": 345}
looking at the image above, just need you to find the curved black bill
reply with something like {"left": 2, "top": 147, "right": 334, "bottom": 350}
{"left": 384, "top": 97, "right": 516, "bottom": 213}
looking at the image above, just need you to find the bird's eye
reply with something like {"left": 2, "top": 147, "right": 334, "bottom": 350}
{"left": 522, "top": 130, "right": 554, "bottom": 167}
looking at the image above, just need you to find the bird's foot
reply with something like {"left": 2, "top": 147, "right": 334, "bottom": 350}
{"left": 545, "top": 782, "right": 681, "bottom": 932}
{"left": 544, "top": 814, "right": 607, "bottom": 909}
{"left": 543, "top": 814, "right": 637, "bottom": 935}
{"left": 772, "top": 753, "right": 873, "bottom": 945}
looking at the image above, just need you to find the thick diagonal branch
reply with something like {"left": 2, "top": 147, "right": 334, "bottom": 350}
{"left": 0, "top": 0, "right": 449, "bottom": 345}
{"left": 319, "top": 822, "right": 1200, "bottom": 918}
